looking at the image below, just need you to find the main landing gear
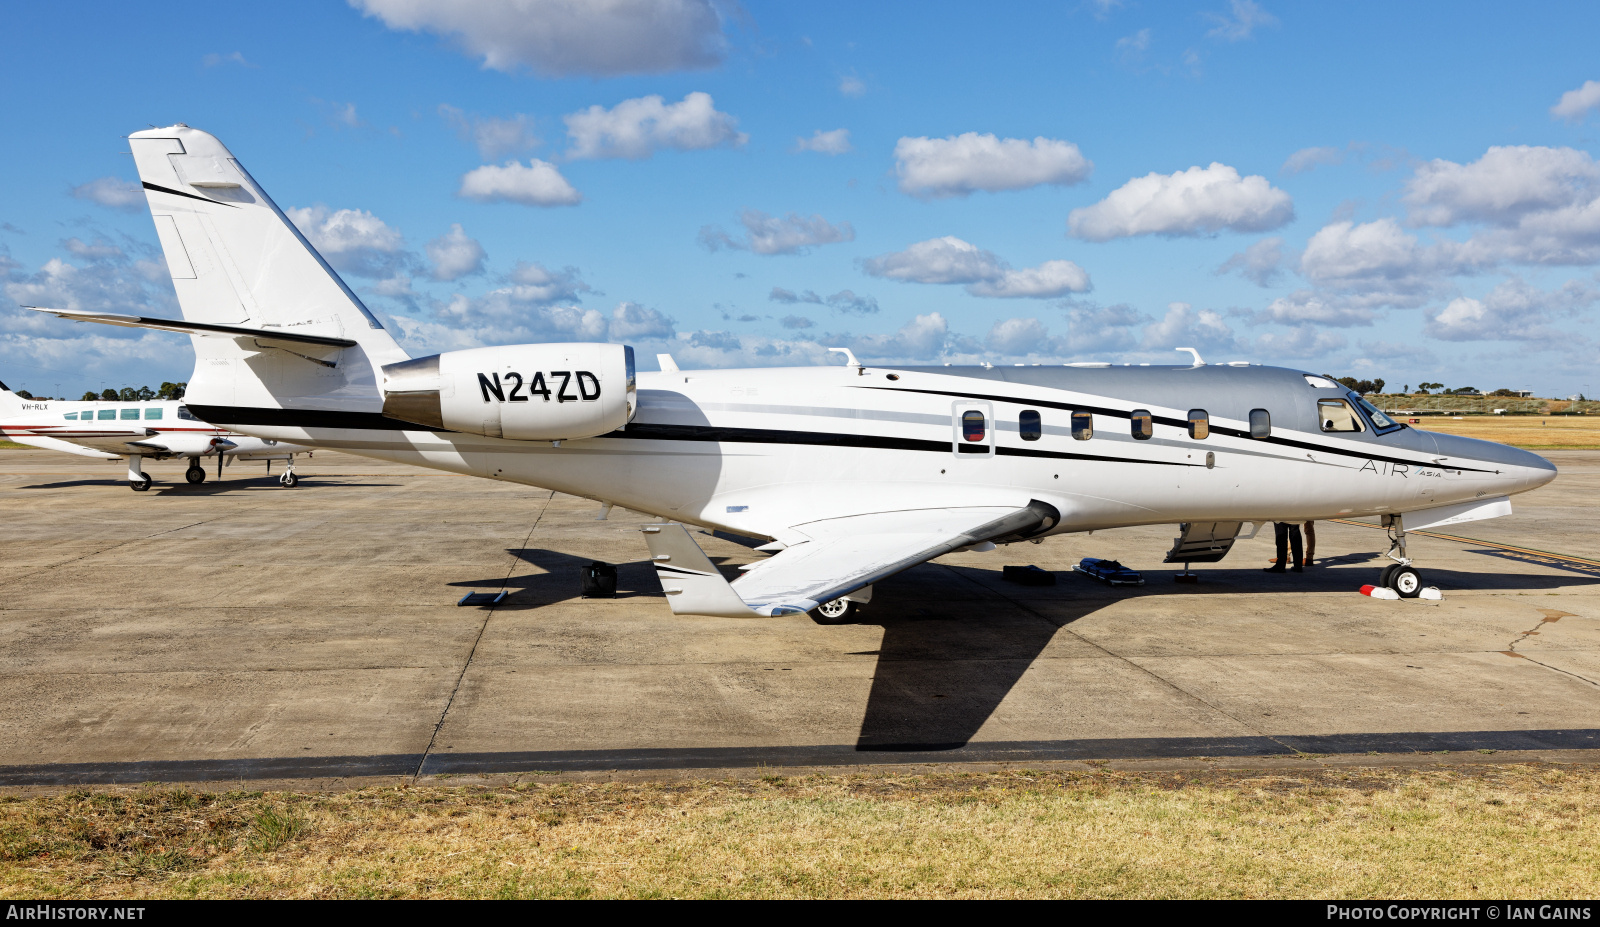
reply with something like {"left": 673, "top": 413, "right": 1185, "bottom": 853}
{"left": 1378, "top": 514, "right": 1424, "bottom": 598}
{"left": 128, "top": 456, "right": 152, "bottom": 492}
{"left": 185, "top": 462, "right": 206, "bottom": 484}
{"left": 811, "top": 597, "right": 855, "bottom": 624}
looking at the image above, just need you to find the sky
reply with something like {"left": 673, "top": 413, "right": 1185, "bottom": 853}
{"left": 2, "top": 0, "right": 1599, "bottom": 399}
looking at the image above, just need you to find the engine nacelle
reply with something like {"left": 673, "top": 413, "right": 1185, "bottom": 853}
{"left": 380, "top": 343, "right": 636, "bottom": 441}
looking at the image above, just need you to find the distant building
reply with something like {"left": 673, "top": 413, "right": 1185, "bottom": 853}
{"left": 1514, "top": 390, "right": 1534, "bottom": 398}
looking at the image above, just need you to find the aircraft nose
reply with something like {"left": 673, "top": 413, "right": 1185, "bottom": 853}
{"left": 1430, "top": 432, "right": 1557, "bottom": 493}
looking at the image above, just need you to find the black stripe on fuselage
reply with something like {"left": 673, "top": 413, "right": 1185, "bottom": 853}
{"left": 141, "top": 181, "right": 238, "bottom": 208}
{"left": 181, "top": 406, "right": 1195, "bottom": 467}
{"left": 864, "top": 385, "right": 1497, "bottom": 474}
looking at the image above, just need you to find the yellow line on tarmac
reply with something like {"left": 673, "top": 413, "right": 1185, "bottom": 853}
{"left": 1330, "top": 518, "right": 1600, "bottom": 568}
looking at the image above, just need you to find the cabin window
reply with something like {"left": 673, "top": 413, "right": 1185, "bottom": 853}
{"left": 1318, "top": 399, "right": 1363, "bottom": 433}
{"left": 97, "top": 409, "right": 116, "bottom": 421}
{"left": 961, "top": 410, "right": 986, "bottom": 442}
{"left": 1249, "top": 408, "right": 1271, "bottom": 439}
{"left": 1130, "top": 409, "right": 1153, "bottom": 440}
{"left": 120, "top": 408, "right": 139, "bottom": 420}
{"left": 1071, "top": 411, "right": 1093, "bottom": 441}
{"left": 1187, "top": 409, "right": 1209, "bottom": 440}
{"left": 144, "top": 408, "right": 163, "bottom": 420}
{"left": 177, "top": 407, "right": 197, "bottom": 421}
{"left": 1019, "top": 410, "right": 1041, "bottom": 441}
{"left": 64, "top": 412, "right": 77, "bottom": 420}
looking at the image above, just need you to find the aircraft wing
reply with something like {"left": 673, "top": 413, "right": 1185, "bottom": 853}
{"left": 5, "top": 434, "right": 120, "bottom": 459}
{"left": 643, "top": 501, "right": 1059, "bottom": 618}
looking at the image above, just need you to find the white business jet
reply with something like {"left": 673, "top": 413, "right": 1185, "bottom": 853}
{"left": 0, "top": 381, "right": 311, "bottom": 489}
{"left": 32, "top": 125, "right": 1557, "bottom": 617}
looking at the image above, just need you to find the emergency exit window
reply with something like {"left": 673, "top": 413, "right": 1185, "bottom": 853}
{"left": 961, "top": 410, "right": 986, "bottom": 442}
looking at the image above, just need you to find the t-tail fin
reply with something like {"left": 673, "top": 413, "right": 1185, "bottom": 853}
{"left": 125, "top": 125, "right": 407, "bottom": 411}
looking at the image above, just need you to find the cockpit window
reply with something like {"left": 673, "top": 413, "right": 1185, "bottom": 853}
{"left": 1318, "top": 399, "right": 1363, "bottom": 433}
{"left": 1350, "top": 392, "right": 1402, "bottom": 433}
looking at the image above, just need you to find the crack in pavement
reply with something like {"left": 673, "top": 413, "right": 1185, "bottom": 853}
{"left": 1501, "top": 607, "right": 1599, "bottom": 688}
{"left": 412, "top": 490, "right": 555, "bottom": 783}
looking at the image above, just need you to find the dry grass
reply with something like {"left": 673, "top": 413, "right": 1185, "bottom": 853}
{"left": 0, "top": 440, "right": 31, "bottom": 450}
{"left": 2, "top": 764, "right": 1597, "bottom": 899}
{"left": 1405, "top": 415, "right": 1600, "bottom": 449}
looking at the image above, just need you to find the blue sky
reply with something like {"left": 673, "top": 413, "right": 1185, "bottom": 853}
{"left": 3, "top": 0, "right": 1599, "bottom": 398}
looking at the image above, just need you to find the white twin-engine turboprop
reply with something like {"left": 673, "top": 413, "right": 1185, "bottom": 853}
{"left": 32, "top": 124, "right": 1558, "bottom": 618}
{"left": 0, "top": 382, "right": 312, "bottom": 490}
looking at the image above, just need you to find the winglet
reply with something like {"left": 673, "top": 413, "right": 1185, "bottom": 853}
{"left": 640, "top": 524, "right": 761, "bottom": 618}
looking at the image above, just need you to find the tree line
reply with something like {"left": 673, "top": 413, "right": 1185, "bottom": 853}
{"left": 12, "top": 382, "right": 187, "bottom": 402}
{"left": 1330, "top": 377, "right": 1532, "bottom": 398}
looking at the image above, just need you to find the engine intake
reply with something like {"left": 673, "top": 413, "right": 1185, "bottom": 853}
{"left": 381, "top": 343, "right": 636, "bottom": 440}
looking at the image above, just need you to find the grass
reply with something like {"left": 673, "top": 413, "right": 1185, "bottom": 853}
{"left": 1404, "top": 415, "right": 1600, "bottom": 449}
{"left": 2, "top": 764, "right": 1598, "bottom": 899}
{"left": 0, "top": 440, "right": 30, "bottom": 450}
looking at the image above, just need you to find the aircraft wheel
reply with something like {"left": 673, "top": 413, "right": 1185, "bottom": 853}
{"left": 811, "top": 597, "right": 855, "bottom": 625}
{"left": 130, "top": 476, "right": 152, "bottom": 492}
{"left": 280, "top": 472, "right": 299, "bottom": 488}
{"left": 185, "top": 466, "right": 206, "bottom": 484}
{"left": 1378, "top": 563, "right": 1398, "bottom": 587}
{"left": 1388, "top": 566, "right": 1423, "bottom": 598}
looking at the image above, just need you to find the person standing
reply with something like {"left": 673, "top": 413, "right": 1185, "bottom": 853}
{"left": 1265, "top": 521, "right": 1304, "bottom": 573}
{"left": 1303, "top": 520, "right": 1316, "bottom": 567}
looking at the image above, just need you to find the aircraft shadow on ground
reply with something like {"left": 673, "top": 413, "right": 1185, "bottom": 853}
{"left": 449, "top": 544, "right": 1600, "bottom": 753}
{"left": 18, "top": 477, "right": 396, "bottom": 493}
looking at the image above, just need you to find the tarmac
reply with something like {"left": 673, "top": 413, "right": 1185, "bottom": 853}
{"left": 1, "top": 448, "right": 1596, "bottom": 790}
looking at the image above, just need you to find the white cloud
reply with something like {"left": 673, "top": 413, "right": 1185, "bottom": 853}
{"left": 765, "top": 287, "right": 877, "bottom": 315}
{"left": 985, "top": 317, "right": 1062, "bottom": 356}
{"left": 457, "top": 159, "right": 581, "bottom": 207}
{"left": 698, "top": 210, "right": 854, "bottom": 256}
{"left": 1217, "top": 236, "right": 1285, "bottom": 286}
{"left": 1116, "top": 28, "right": 1151, "bottom": 65}
{"left": 780, "top": 315, "right": 813, "bottom": 329}
{"left": 860, "top": 236, "right": 1091, "bottom": 299}
{"left": 894, "top": 133, "right": 1092, "bottom": 199}
{"left": 1551, "top": 80, "right": 1600, "bottom": 122}
{"left": 1203, "top": 0, "right": 1278, "bottom": 41}
{"left": 794, "top": 128, "right": 851, "bottom": 155}
{"left": 564, "top": 92, "right": 745, "bottom": 160}
{"left": 838, "top": 75, "right": 866, "bottom": 97}
{"left": 1140, "top": 302, "right": 1240, "bottom": 352}
{"left": 1425, "top": 276, "right": 1596, "bottom": 342}
{"left": 505, "top": 261, "right": 591, "bottom": 304}
{"left": 608, "top": 301, "right": 676, "bottom": 339}
{"left": 1254, "top": 325, "right": 1347, "bottom": 359}
{"left": 1061, "top": 301, "right": 1148, "bottom": 354}
{"left": 851, "top": 313, "right": 951, "bottom": 360}
{"left": 1067, "top": 163, "right": 1293, "bottom": 241}
{"left": 1403, "top": 146, "right": 1599, "bottom": 227}
{"left": 350, "top": 0, "right": 726, "bottom": 77}
{"left": 438, "top": 105, "right": 540, "bottom": 159}
{"left": 1281, "top": 146, "right": 1343, "bottom": 175}
{"left": 425, "top": 224, "right": 486, "bottom": 281}
{"left": 69, "top": 177, "right": 143, "bottom": 213}
{"left": 1298, "top": 218, "right": 1455, "bottom": 306}
{"left": 286, "top": 204, "right": 409, "bottom": 277}
{"left": 202, "top": 51, "right": 255, "bottom": 68}
{"left": 1256, "top": 289, "right": 1376, "bottom": 327}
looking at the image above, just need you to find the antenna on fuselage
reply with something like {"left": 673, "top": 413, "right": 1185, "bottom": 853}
{"left": 826, "top": 347, "right": 864, "bottom": 375}
{"left": 1176, "top": 347, "right": 1204, "bottom": 367}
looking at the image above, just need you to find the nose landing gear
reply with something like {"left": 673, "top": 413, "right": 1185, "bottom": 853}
{"left": 278, "top": 457, "right": 299, "bottom": 487}
{"left": 1378, "top": 514, "right": 1423, "bottom": 598}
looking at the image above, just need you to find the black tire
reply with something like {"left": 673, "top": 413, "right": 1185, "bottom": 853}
{"left": 1388, "top": 566, "right": 1422, "bottom": 598}
{"left": 281, "top": 472, "right": 299, "bottom": 488}
{"left": 130, "top": 477, "right": 152, "bottom": 492}
{"left": 185, "top": 467, "right": 205, "bottom": 484}
{"left": 1379, "top": 563, "right": 1398, "bottom": 588}
{"left": 810, "top": 598, "right": 855, "bottom": 625}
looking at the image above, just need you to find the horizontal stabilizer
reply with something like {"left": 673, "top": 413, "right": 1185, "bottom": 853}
{"left": 25, "top": 307, "right": 357, "bottom": 351}
{"left": 6, "top": 434, "right": 120, "bottom": 459}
